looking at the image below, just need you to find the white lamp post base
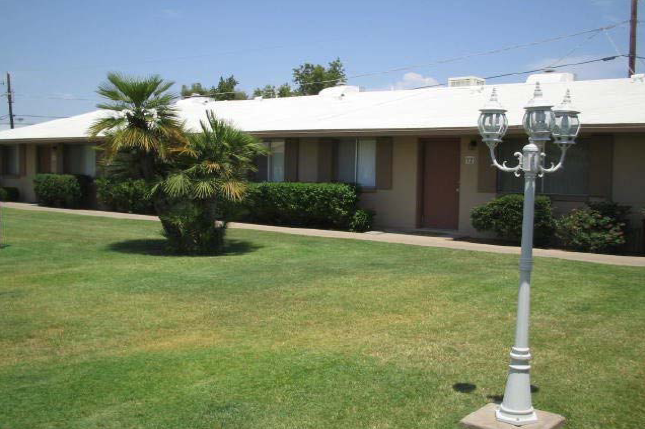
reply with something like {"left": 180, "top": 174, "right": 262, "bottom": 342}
{"left": 496, "top": 405, "right": 538, "bottom": 425}
{"left": 461, "top": 404, "right": 565, "bottom": 429}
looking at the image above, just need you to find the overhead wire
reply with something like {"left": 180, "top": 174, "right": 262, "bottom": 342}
{"left": 314, "top": 55, "right": 632, "bottom": 123}
{"left": 4, "top": 20, "right": 633, "bottom": 102}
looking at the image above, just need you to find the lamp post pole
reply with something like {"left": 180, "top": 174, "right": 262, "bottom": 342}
{"left": 476, "top": 83, "right": 580, "bottom": 426}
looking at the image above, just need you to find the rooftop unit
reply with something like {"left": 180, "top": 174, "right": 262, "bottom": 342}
{"left": 448, "top": 76, "right": 486, "bottom": 87}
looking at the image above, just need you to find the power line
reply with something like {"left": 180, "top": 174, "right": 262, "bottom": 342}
{"left": 14, "top": 114, "right": 70, "bottom": 118}
{"left": 545, "top": 31, "right": 602, "bottom": 69}
{"left": 313, "top": 55, "right": 631, "bottom": 123}
{"left": 4, "top": 20, "right": 634, "bottom": 102}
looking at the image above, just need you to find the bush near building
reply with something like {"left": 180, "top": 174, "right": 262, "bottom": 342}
{"left": 0, "top": 187, "right": 20, "bottom": 202}
{"left": 471, "top": 194, "right": 555, "bottom": 246}
{"left": 231, "top": 182, "right": 374, "bottom": 232}
{"left": 555, "top": 202, "right": 630, "bottom": 254}
{"left": 471, "top": 195, "right": 633, "bottom": 254}
{"left": 95, "top": 178, "right": 155, "bottom": 214}
{"left": 33, "top": 174, "right": 92, "bottom": 208}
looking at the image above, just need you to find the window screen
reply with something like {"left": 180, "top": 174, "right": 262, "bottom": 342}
{"left": 1, "top": 145, "right": 20, "bottom": 176}
{"left": 268, "top": 140, "right": 285, "bottom": 182}
{"left": 497, "top": 139, "right": 589, "bottom": 196}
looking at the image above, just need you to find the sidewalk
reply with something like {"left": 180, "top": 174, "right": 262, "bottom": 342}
{"left": 3, "top": 202, "right": 644, "bottom": 267}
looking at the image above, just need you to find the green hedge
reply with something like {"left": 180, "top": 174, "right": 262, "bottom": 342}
{"left": 230, "top": 182, "right": 374, "bottom": 232}
{"left": 555, "top": 202, "right": 630, "bottom": 254}
{"left": 0, "top": 187, "right": 20, "bottom": 202}
{"left": 95, "top": 177, "right": 155, "bottom": 214}
{"left": 471, "top": 194, "right": 556, "bottom": 246}
{"left": 33, "top": 174, "right": 91, "bottom": 208}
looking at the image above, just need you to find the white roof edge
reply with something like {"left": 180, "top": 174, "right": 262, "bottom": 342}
{"left": 1, "top": 76, "right": 644, "bottom": 141}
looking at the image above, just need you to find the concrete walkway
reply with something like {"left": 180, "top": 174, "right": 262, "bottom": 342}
{"left": 3, "top": 202, "right": 644, "bottom": 267}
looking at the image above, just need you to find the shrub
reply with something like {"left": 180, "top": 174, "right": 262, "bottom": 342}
{"left": 349, "top": 209, "right": 375, "bottom": 232}
{"left": 0, "top": 187, "right": 19, "bottom": 202}
{"left": 33, "top": 174, "right": 89, "bottom": 208}
{"left": 236, "top": 182, "right": 371, "bottom": 231}
{"left": 153, "top": 112, "right": 268, "bottom": 254}
{"left": 471, "top": 194, "right": 556, "bottom": 246}
{"left": 556, "top": 202, "right": 629, "bottom": 254}
{"left": 96, "top": 177, "right": 155, "bottom": 214}
{"left": 587, "top": 201, "right": 631, "bottom": 227}
{"left": 556, "top": 208, "right": 626, "bottom": 253}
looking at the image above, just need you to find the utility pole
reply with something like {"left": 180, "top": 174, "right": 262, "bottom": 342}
{"left": 6, "top": 72, "right": 15, "bottom": 129}
{"left": 629, "top": 0, "right": 638, "bottom": 76}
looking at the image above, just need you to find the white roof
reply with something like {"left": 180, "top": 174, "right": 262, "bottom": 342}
{"left": 1, "top": 76, "right": 644, "bottom": 142}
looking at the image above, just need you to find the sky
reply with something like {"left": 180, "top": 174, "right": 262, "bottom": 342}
{"left": 0, "top": 0, "right": 643, "bottom": 130}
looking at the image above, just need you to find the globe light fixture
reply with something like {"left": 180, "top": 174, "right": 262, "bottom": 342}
{"left": 466, "top": 83, "right": 581, "bottom": 428}
{"left": 477, "top": 87, "right": 508, "bottom": 149}
{"left": 522, "top": 82, "right": 554, "bottom": 146}
{"left": 551, "top": 89, "right": 580, "bottom": 147}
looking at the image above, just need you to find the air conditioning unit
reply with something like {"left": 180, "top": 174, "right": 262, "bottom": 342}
{"left": 448, "top": 76, "right": 486, "bottom": 87}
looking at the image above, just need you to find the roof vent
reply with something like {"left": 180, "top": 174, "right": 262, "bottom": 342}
{"left": 318, "top": 85, "right": 362, "bottom": 97}
{"left": 448, "top": 76, "right": 485, "bottom": 87}
{"left": 526, "top": 72, "right": 575, "bottom": 84}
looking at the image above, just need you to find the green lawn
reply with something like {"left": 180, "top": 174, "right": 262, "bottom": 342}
{"left": 0, "top": 208, "right": 644, "bottom": 429}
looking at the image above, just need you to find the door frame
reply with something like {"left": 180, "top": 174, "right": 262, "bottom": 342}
{"left": 416, "top": 137, "right": 461, "bottom": 230}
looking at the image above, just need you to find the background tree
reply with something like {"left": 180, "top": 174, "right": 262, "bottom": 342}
{"left": 292, "top": 57, "right": 346, "bottom": 95}
{"left": 181, "top": 83, "right": 208, "bottom": 97}
{"left": 277, "top": 83, "right": 294, "bottom": 98}
{"left": 210, "top": 75, "right": 247, "bottom": 100}
{"left": 252, "top": 85, "right": 277, "bottom": 98}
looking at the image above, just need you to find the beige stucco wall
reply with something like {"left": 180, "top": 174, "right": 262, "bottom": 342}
{"left": 0, "top": 143, "right": 38, "bottom": 202}
{"left": 458, "top": 136, "right": 496, "bottom": 236}
{"left": 0, "top": 142, "right": 95, "bottom": 203}
{"left": 360, "top": 136, "right": 418, "bottom": 229}
{"left": 612, "top": 134, "right": 645, "bottom": 224}
{"left": 297, "top": 138, "right": 319, "bottom": 182}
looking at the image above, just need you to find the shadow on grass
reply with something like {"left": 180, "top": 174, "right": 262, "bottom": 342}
{"left": 486, "top": 385, "right": 540, "bottom": 404}
{"left": 452, "top": 382, "right": 477, "bottom": 393}
{"left": 453, "top": 382, "right": 539, "bottom": 403}
{"left": 107, "top": 238, "right": 262, "bottom": 257}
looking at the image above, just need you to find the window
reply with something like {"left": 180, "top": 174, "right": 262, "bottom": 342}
{"left": 266, "top": 140, "right": 285, "bottom": 182}
{"left": 0, "top": 145, "right": 20, "bottom": 176}
{"left": 356, "top": 138, "right": 376, "bottom": 187}
{"left": 334, "top": 138, "right": 377, "bottom": 187}
{"left": 63, "top": 144, "right": 96, "bottom": 176}
{"left": 497, "top": 138, "right": 589, "bottom": 196}
{"left": 336, "top": 138, "right": 356, "bottom": 183}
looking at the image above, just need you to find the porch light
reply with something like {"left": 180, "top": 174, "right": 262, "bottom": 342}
{"left": 550, "top": 89, "right": 580, "bottom": 147}
{"left": 477, "top": 88, "right": 508, "bottom": 149}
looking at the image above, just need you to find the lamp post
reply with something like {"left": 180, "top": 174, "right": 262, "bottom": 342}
{"left": 477, "top": 83, "right": 580, "bottom": 426}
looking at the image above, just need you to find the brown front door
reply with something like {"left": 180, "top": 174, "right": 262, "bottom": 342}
{"left": 37, "top": 145, "right": 52, "bottom": 174}
{"left": 421, "top": 138, "right": 460, "bottom": 229}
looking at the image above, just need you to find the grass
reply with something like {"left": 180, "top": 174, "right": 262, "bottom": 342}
{"left": 0, "top": 207, "right": 643, "bottom": 429}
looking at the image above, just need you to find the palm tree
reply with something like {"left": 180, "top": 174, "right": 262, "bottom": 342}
{"left": 89, "top": 72, "right": 186, "bottom": 180}
{"left": 153, "top": 111, "right": 267, "bottom": 253}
